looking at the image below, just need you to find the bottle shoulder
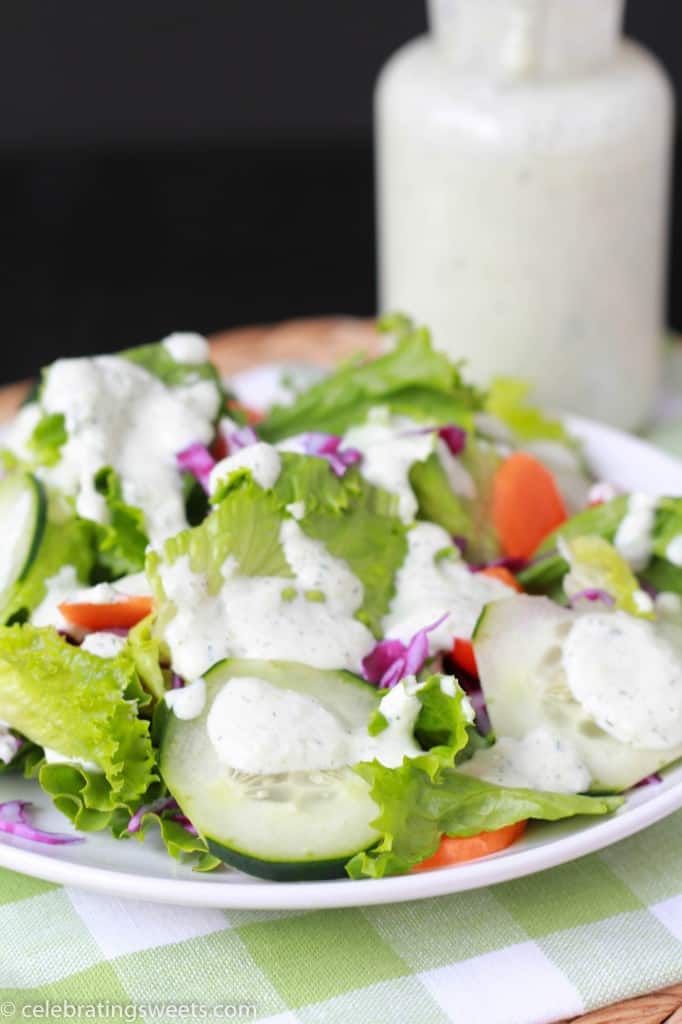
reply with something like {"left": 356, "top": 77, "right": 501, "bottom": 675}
{"left": 375, "top": 38, "right": 673, "bottom": 145}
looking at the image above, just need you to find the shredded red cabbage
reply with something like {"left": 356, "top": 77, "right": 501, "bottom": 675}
{"left": 0, "top": 801, "right": 83, "bottom": 845}
{"left": 300, "top": 432, "right": 362, "bottom": 477}
{"left": 400, "top": 424, "right": 467, "bottom": 456}
{"left": 635, "top": 772, "right": 662, "bottom": 788}
{"left": 570, "top": 589, "right": 615, "bottom": 607}
{"left": 452, "top": 535, "right": 468, "bottom": 557}
{"left": 127, "top": 796, "right": 178, "bottom": 834}
{"left": 362, "top": 613, "right": 449, "bottom": 689}
{"left": 171, "top": 814, "right": 199, "bottom": 837}
{"left": 437, "top": 425, "right": 467, "bottom": 456}
{"left": 176, "top": 443, "right": 215, "bottom": 494}
{"left": 226, "top": 425, "right": 259, "bottom": 452}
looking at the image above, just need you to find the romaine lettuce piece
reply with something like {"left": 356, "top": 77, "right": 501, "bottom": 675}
{"left": 484, "top": 377, "right": 573, "bottom": 445}
{"left": 560, "top": 535, "right": 652, "bottom": 618}
{"left": 346, "top": 762, "right": 619, "bottom": 878}
{"left": 151, "top": 452, "right": 407, "bottom": 640}
{"left": 258, "top": 316, "right": 483, "bottom": 442}
{"left": 0, "top": 625, "right": 156, "bottom": 829}
{"left": 91, "top": 466, "right": 148, "bottom": 579}
{"left": 120, "top": 338, "right": 222, "bottom": 390}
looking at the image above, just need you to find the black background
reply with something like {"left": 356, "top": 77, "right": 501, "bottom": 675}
{"left": 1, "top": 1, "right": 680, "bottom": 381}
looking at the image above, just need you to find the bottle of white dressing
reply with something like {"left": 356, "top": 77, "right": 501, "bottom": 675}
{"left": 375, "top": 0, "right": 673, "bottom": 429}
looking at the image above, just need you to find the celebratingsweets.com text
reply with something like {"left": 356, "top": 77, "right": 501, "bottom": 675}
{"left": 0, "top": 1000, "right": 257, "bottom": 1022}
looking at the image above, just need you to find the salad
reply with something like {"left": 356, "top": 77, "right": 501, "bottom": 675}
{"left": 0, "top": 316, "right": 681, "bottom": 881}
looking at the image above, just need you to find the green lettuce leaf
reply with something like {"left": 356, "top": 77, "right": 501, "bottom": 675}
{"left": 150, "top": 479, "right": 292, "bottom": 598}
{"left": 109, "top": 792, "right": 221, "bottom": 872}
{"left": 413, "top": 675, "right": 473, "bottom": 764}
{"left": 518, "top": 496, "right": 630, "bottom": 595}
{"left": 157, "top": 452, "right": 408, "bottom": 638}
{"left": 484, "top": 377, "right": 573, "bottom": 445}
{"left": 652, "top": 498, "right": 682, "bottom": 563}
{"left": 409, "top": 438, "right": 502, "bottom": 563}
{"left": 91, "top": 466, "right": 149, "bottom": 579}
{"left": 120, "top": 340, "right": 221, "bottom": 390}
{"left": 560, "top": 535, "right": 652, "bottom": 617}
{"left": 346, "top": 764, "right": 621, "bottom": 878}
{"left": 0, "top": 512, "right": 96, "bottom": 625}
{"left": 641, "top": 557, "right": 682, "bottom": 596}
{"left": 27, "top": 413, "right": 67, "bottom": 466}
{"left": 0, "top": 625, "right": 156, "bottom": 829}
{"left": 125, "top": 614, "right": 168, "bottom": 702}
{"left": 258, "top": 316, "right": 483, "bottom": 442}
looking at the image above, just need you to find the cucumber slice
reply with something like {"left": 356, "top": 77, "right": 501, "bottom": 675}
{"left": 0, "top": 473, "right": 46, "bottom": 607}
{"left": 473, "top": 595, "right": 682, "bottom": 791}
{"left": 159, "top": 659, "right": 383, "bottom": 880}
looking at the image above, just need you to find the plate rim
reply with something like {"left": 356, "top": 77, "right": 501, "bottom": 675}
{"left": 2, "top": 412, "right": 682, "bottom": 909}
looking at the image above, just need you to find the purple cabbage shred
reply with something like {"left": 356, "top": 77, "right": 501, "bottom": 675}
{"left": 301, "top": 432, "right": 362, "bottom": 477}
{"left": 570, "top": 589, "right": 615, "bottom": 608}
{"left": 0, "top": 800, "right": 83, "bottom": 845}
{"left": 176, "top": 443, "right": 215, "bottom": 494}
{"left": 362, "top": 613, "right": 449, "bottom": 689}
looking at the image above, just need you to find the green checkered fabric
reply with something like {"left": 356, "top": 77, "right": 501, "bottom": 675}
{"left": 1, "top": 809, "right": 682, "bottom": 1023}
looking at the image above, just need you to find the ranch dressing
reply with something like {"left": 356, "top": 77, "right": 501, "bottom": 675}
{"left": 209, "top": 442, "right": 282, "bottom": 494}
{"left": 376, "top": 0, "right": 673, "bottom": 429}
{"left": 562, "top": 611, "right": 682, "bottom": 750}
{"left": 37, "top": 350, "right": 221, "bottom": 544}
{"left": 162, "top": 333, "right": 210, "bottom": 365}
{"left": 158, "top": 521, "right": 375, "bottom": 679}
{"left": 383, "top": 521, "right": 512, "bottom": 651}
{"left": 343, "top": 408, "right": 474, "bottom": 523}
{"left": 614, "top": 493, "right": 658, "bottom": 571}
{"left": 462, "top": 726, "right": 591, "bottom": 793}
{"left": 205, "top": 674, "right": 451, "bottom": 774}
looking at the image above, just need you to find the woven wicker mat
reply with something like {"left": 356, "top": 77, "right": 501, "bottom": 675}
{"left": 1, "top": 316, "right": 680, "bottom": 1024}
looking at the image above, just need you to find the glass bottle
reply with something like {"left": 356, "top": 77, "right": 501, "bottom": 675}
{"left": 375, "top": 0, "right": 673, "bottom": 428}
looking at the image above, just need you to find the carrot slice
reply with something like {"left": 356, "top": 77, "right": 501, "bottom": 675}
{"left": 479, "top": 565, "right": 523, "bottom": 592}
{"left": 451, "top": 637, "right": 478, "bottom": 678}
{"left": 59, "top": 596, "right": 154, "bottom": 631}
{"left": 412, "top": 821, "right": 527, "bottom": 872}
{"left": 493, "top": 452, "right": 567, "bottom": 559}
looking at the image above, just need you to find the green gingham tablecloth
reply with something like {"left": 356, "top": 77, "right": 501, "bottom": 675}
{"left": 1, "top": 811, "right": 682, "bottom": 1023}
{"left": 4, "top": 360, "right": 682, "bottom": 1024}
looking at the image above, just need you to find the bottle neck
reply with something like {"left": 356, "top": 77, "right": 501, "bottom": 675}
{"left": 427, "top": 0, "right": 625, "bottom": 80}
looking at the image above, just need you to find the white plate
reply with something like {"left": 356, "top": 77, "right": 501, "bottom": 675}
{"left": 1, "top": 391, "right": 682, "bottom": 909}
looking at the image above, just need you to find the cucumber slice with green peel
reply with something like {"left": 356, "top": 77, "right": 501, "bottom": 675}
{"left": 473, "top": 595, "right": 682, "bottom": 792}
{"left": 159, "top": 659, "right": 383, "bottom": 880}
{"left": 0, "top": 473, "right": 47, "bottom": 606}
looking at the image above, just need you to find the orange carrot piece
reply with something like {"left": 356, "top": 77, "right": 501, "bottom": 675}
{"left": 493, "top": 452, "right": 567, "bottom": 559}
{"left": 451, "top": 637, "right": 478, "bottom": 678}
{"left": 412, "top": 821, "right": 527, "bottom": 872}
{"left": 479, "top": 565, "right": 523, "bottom": 592}
{"left": 59, "top": 596, "right": 154, "bottom": 631}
